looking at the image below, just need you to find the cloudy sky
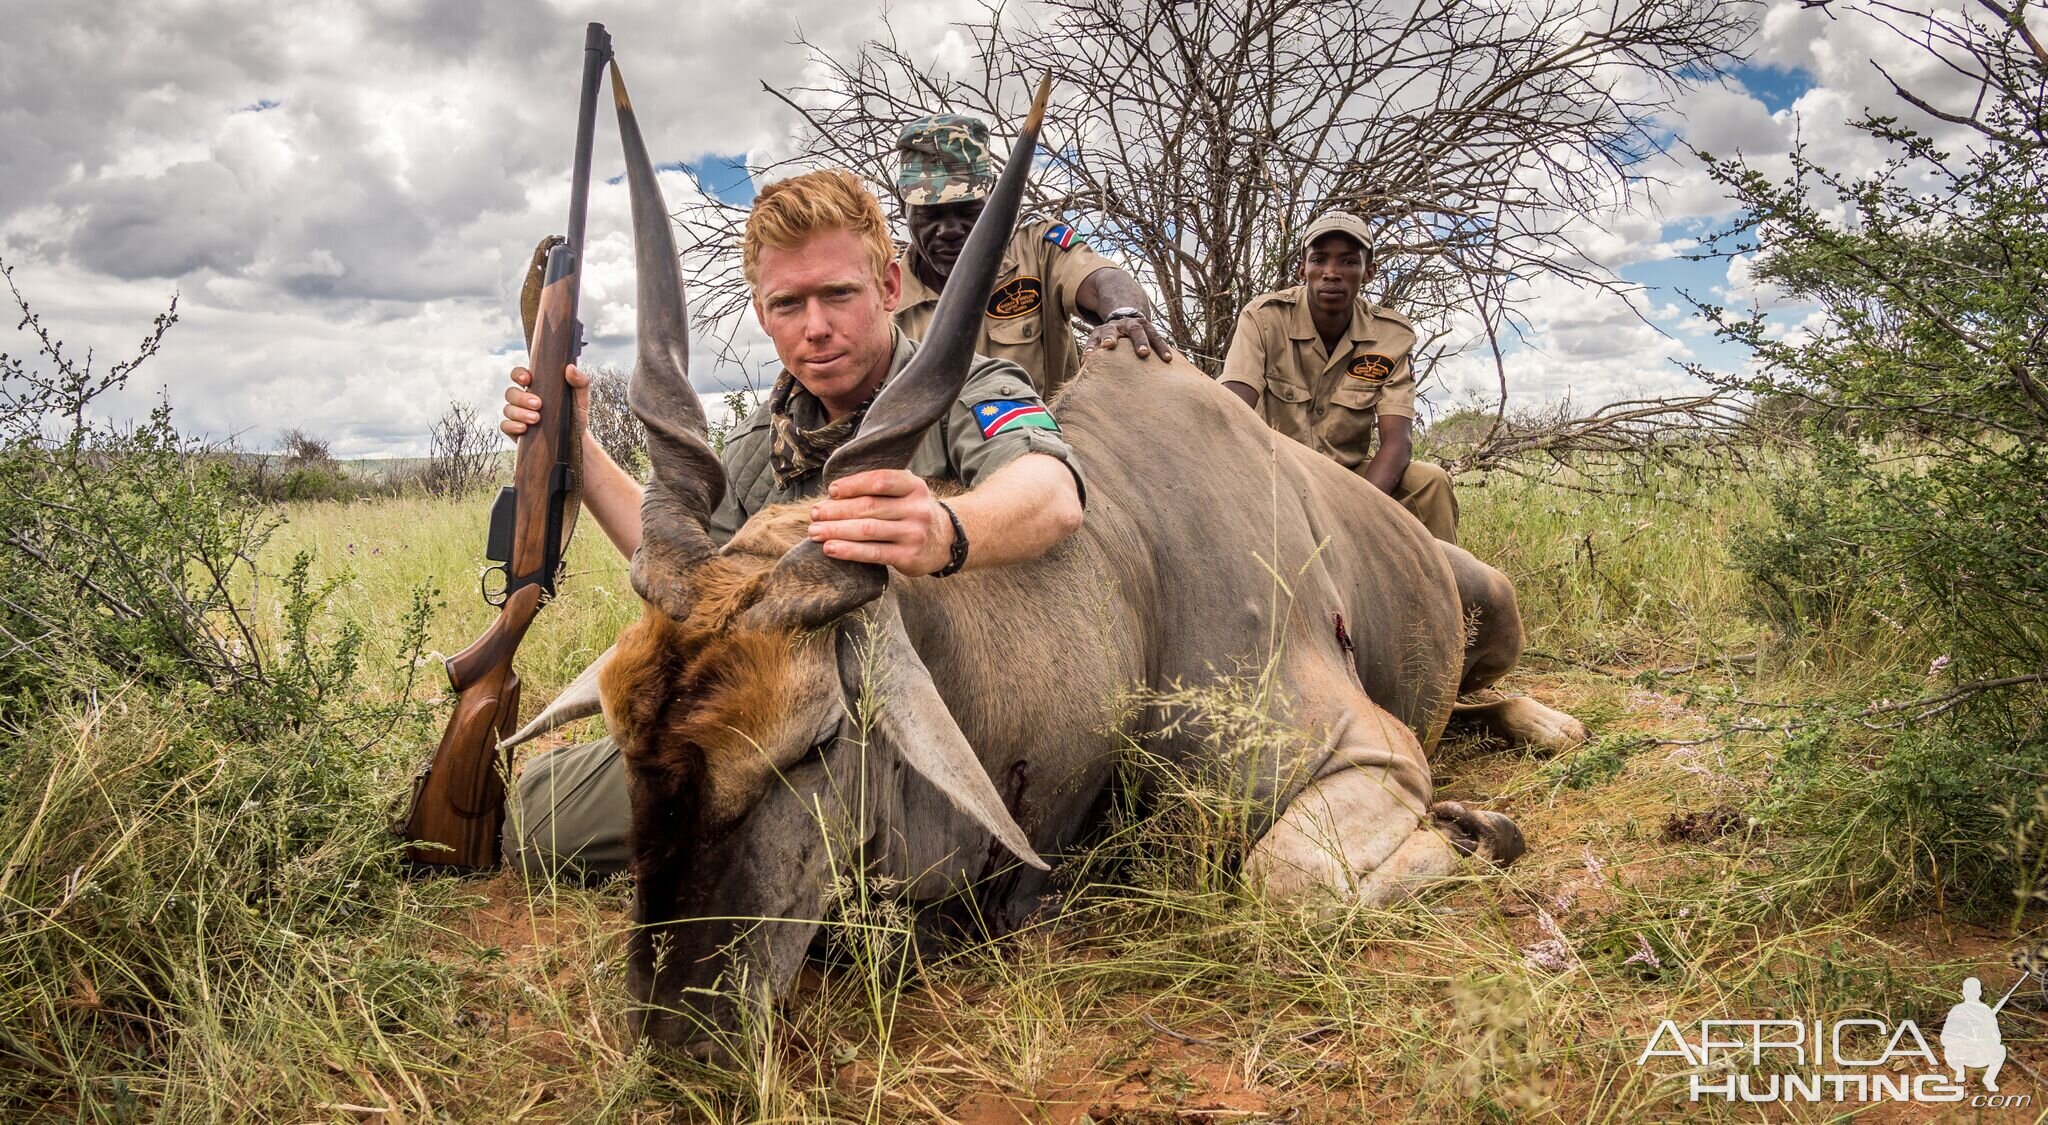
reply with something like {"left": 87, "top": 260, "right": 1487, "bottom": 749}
{"left": 0, "top": 0, "right": 1979, "bottom": 456}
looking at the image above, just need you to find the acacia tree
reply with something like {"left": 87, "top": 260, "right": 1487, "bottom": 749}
{"left": 584, "top": 364, "right": 649, "bottom": 477}
{"left": 276, "top": 427, "right": 333, "bottom": 467}
{"left": 1700, "top": 0, "right": 2046, "bottom": 671}
{"left": 423, "top": 401, "right": 495, "bottom": 498}
{"left": 682, "top": 0, "right": 1752, "bottom": 406}
{"left": 1695, "top": 0, "right": 2047, "bottom": 908}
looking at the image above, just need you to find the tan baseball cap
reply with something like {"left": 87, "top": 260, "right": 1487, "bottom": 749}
{"left": 1300, "top": 211, "right": 1373, "bottom": 253}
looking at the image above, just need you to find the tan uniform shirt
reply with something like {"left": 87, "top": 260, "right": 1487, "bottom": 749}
{"left": 709, "top": 331, "right": 1083, "bottom": 543}
{"left": 895, "top": 219, "right": 1116, "bottom": 403}
{"left": 1219, "top": 285, "right": 1418, "bottom": 473}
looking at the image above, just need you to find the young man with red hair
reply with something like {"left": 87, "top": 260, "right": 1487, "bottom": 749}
{"left": 496, "top": 169, "right": 1084, "bottom": 880}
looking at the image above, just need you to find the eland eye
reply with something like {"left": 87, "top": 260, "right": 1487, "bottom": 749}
{"left": 789, "top": 735, "right": 836, "bottom": 771}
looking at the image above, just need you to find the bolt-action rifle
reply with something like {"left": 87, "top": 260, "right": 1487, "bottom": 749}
{"left": 396, "top": 22, "right": 613, "bottom": 870}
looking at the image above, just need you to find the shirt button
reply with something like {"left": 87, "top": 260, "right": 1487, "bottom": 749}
{"left": 1315, "top": 406, "right": 1326, "bottom": 416}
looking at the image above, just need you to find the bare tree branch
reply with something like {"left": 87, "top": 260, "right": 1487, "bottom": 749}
{"left": 679, "top": 0, "right": 1755, "bottom": 409}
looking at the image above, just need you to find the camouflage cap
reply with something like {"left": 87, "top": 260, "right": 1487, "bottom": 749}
{"left": 895, "top": 114, "right": 995, "bottom": 206}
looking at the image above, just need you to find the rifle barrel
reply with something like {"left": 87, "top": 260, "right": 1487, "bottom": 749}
{"left": 1993, "top": 970, "right": 2029, "bottom": 1014}
{"left": 565, "top": 22, "right": 615, "bottom": 282}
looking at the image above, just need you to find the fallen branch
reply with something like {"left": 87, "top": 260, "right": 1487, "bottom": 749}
{"left": 1642, "top": 669, "right": 2048, "bottom": 747}
{"left": 1858, "top": 671, "right": 2048, "bottom": 724}
{"left": 1658, "top": 651, "right": 1760, "bottom": 676}
{"left": 1436, "top": 391, "right": 1762, "bottom": 481}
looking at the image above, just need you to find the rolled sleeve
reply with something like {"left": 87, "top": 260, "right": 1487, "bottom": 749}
{"left": 1045, "top": 236, "right": 1118, "bottom": 318}
{"left": 938, "top": 358, "right": 1088, "bottom": 507}
{"left": 1375, "top": 353, "right": 1417, "bottom": 419}
{"left": 1219, "top": 309, "right": 1269, "bottom": 396}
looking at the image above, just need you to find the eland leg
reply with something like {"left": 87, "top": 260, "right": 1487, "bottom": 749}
{"left": 1442, "top": 544, "right": 1588, "bottom": 753}
{"left": 1246, "top": 688, "right": 1524, "bottom": 908}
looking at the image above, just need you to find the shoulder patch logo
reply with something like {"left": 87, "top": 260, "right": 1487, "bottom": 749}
{"left": 987, "top": 275, "right": 1045, "bottom": 320}
{"left": 1043, "top": 224, "right": 1080, "bottom": 250}
{"left": 973, "top": 398, "right": 1060, "bottom": 439}
{"left": 1348, "top": 354, "right": 1396, "bottom": 382}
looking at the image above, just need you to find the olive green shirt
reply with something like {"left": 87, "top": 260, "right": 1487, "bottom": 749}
{"left": 708, "top": 331, "right": 1084, "bottom": 543}
{"left": 1219, "top": 285, "right": 1419, "bottom": 473}
{"left": 895, "top": 219, "right": 1116, "bottom": 404}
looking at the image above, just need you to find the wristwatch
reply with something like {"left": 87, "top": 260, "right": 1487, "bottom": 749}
{"left": 933, "top": 501, "right": 970, "bottom": 578}
{"left": 1103, "top": 306, "right": 1144, "bottom": 322}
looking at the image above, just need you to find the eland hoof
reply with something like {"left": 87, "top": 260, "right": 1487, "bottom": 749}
{"left": 1495, "top": 697, "right": 1590, "bottom": 754}
{"left": 1431, "top": 801, "right": 1527, "bottom": 868}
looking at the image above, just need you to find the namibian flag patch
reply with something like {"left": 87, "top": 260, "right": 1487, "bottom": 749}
{"left": 1043, "top": 223, "right": 1080, "bottom": 250}
{"left": 973, "top": 398, "right": 1059, "bottom": 438}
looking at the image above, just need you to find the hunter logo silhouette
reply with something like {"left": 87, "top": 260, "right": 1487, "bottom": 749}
{"left": 1942, "top": 975, "right": 2024, "bottom": 1092}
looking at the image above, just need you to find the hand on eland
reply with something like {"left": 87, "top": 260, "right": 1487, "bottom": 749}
{"left": 807, "top": 469, "right": 956, "bottom": 577}
{"left": 1084, "top": 316, "right": 1174, "bottom": 361}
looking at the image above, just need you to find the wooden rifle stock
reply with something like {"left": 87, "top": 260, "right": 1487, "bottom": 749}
{"left": 398, "top": 584, "right": 541, "bottom": 867}
{"left": 397, "top": 22, "right": 612, "bottom": 871}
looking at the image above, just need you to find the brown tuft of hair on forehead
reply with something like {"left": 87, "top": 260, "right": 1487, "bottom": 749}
{"left": 602, "top": 543, "right": 836, "bottom": 826}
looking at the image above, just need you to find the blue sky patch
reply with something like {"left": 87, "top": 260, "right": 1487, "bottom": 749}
{"left": 605, "top": 152, "right": 755, "bottom": 205}
{"left": 1730, "top": 64, "right": 1811, "bottom": 114}
{"left": 675, "top": 154, "right": 756, "bottom": 205}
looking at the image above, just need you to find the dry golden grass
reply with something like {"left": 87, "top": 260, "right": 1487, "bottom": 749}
{"left": 3, "top": 467, "right": 2039, "bottom": 1122}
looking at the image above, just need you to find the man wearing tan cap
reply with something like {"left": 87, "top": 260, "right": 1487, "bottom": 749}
{"left": 893, "top": 114, "right": 1172, "bottom": 401}
{"left": 1220, "top": 211, "right": 1459, "bottom": 542}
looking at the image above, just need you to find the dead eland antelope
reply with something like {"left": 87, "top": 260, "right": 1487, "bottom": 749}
{"left": 513, "top": 77, "right": 1585, "bottom": 1056}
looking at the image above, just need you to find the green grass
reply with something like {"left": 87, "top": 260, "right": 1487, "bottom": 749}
{"left": 2, "top": 464, "right": 2042, "bottom": 1122}
{"left": 263, "top": 494, "right": 638, "bottom": 700}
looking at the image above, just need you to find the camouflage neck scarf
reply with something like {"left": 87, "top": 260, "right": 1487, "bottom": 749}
{"left": 767, "top": 372, "right": 877, "bottom": 489}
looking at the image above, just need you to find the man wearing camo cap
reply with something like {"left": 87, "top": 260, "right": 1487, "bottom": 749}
{"left": 894, "top": 114, "right": 1171, "bottom": 402}
{"left": 1221, "top": 210, "right": 1459, "bottom": 542}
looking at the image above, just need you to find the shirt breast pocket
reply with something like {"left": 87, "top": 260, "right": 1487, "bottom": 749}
{"left": 1321, "top": 378, "right": 1383, "bottom": 457}
{"left": 986, "top": 314, "right": 1041, "bottom": 348}
{"left": 1259, "top": 375, "right": 1316, "bottom": 440}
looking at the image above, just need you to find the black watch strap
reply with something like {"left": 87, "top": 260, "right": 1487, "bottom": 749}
{"left": 933, "top": 501, "right": 970, "bottom": 578}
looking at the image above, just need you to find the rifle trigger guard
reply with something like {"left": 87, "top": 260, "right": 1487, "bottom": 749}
{"left": 480, "top": 563, "right": 510, "bottom": 608}
{"left": 496, "top": 564, "right": 559, "bottom": 607}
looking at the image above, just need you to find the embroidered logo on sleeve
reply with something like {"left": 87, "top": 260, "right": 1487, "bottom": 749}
{"left": 987, "top": 276, "right": 1044, "bottom": 319}
{"left": 1043, "top": 224, "right": 1082, "bottom": 250}
{"left": 973, "top": 398, "right": 1060, "bottom": 438}
{"left": 1348, "top": 354, "right": 1396, "bottom": 382}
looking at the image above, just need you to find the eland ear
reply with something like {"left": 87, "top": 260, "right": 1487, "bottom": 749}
{"left": 836, "top": 601, "right": 1047, "bottom": 872}
{"left": 499, "top": 644, "right": 614, "bottom": 751}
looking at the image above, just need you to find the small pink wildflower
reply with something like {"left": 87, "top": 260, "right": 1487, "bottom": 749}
{"left": 1623, "top": 933, "right": 1662, "bottom": 970}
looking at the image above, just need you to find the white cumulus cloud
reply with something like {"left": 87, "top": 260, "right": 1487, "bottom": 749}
{"left": 0, "top": 0, "right": 1996, "bottom": 448}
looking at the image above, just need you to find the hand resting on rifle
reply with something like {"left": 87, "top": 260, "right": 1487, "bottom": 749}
{"left": 502, "top": 362, "right": 644, "bottom": 560}
{"left": 500, "top": 363, "right": 1081, "bottom": 577}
